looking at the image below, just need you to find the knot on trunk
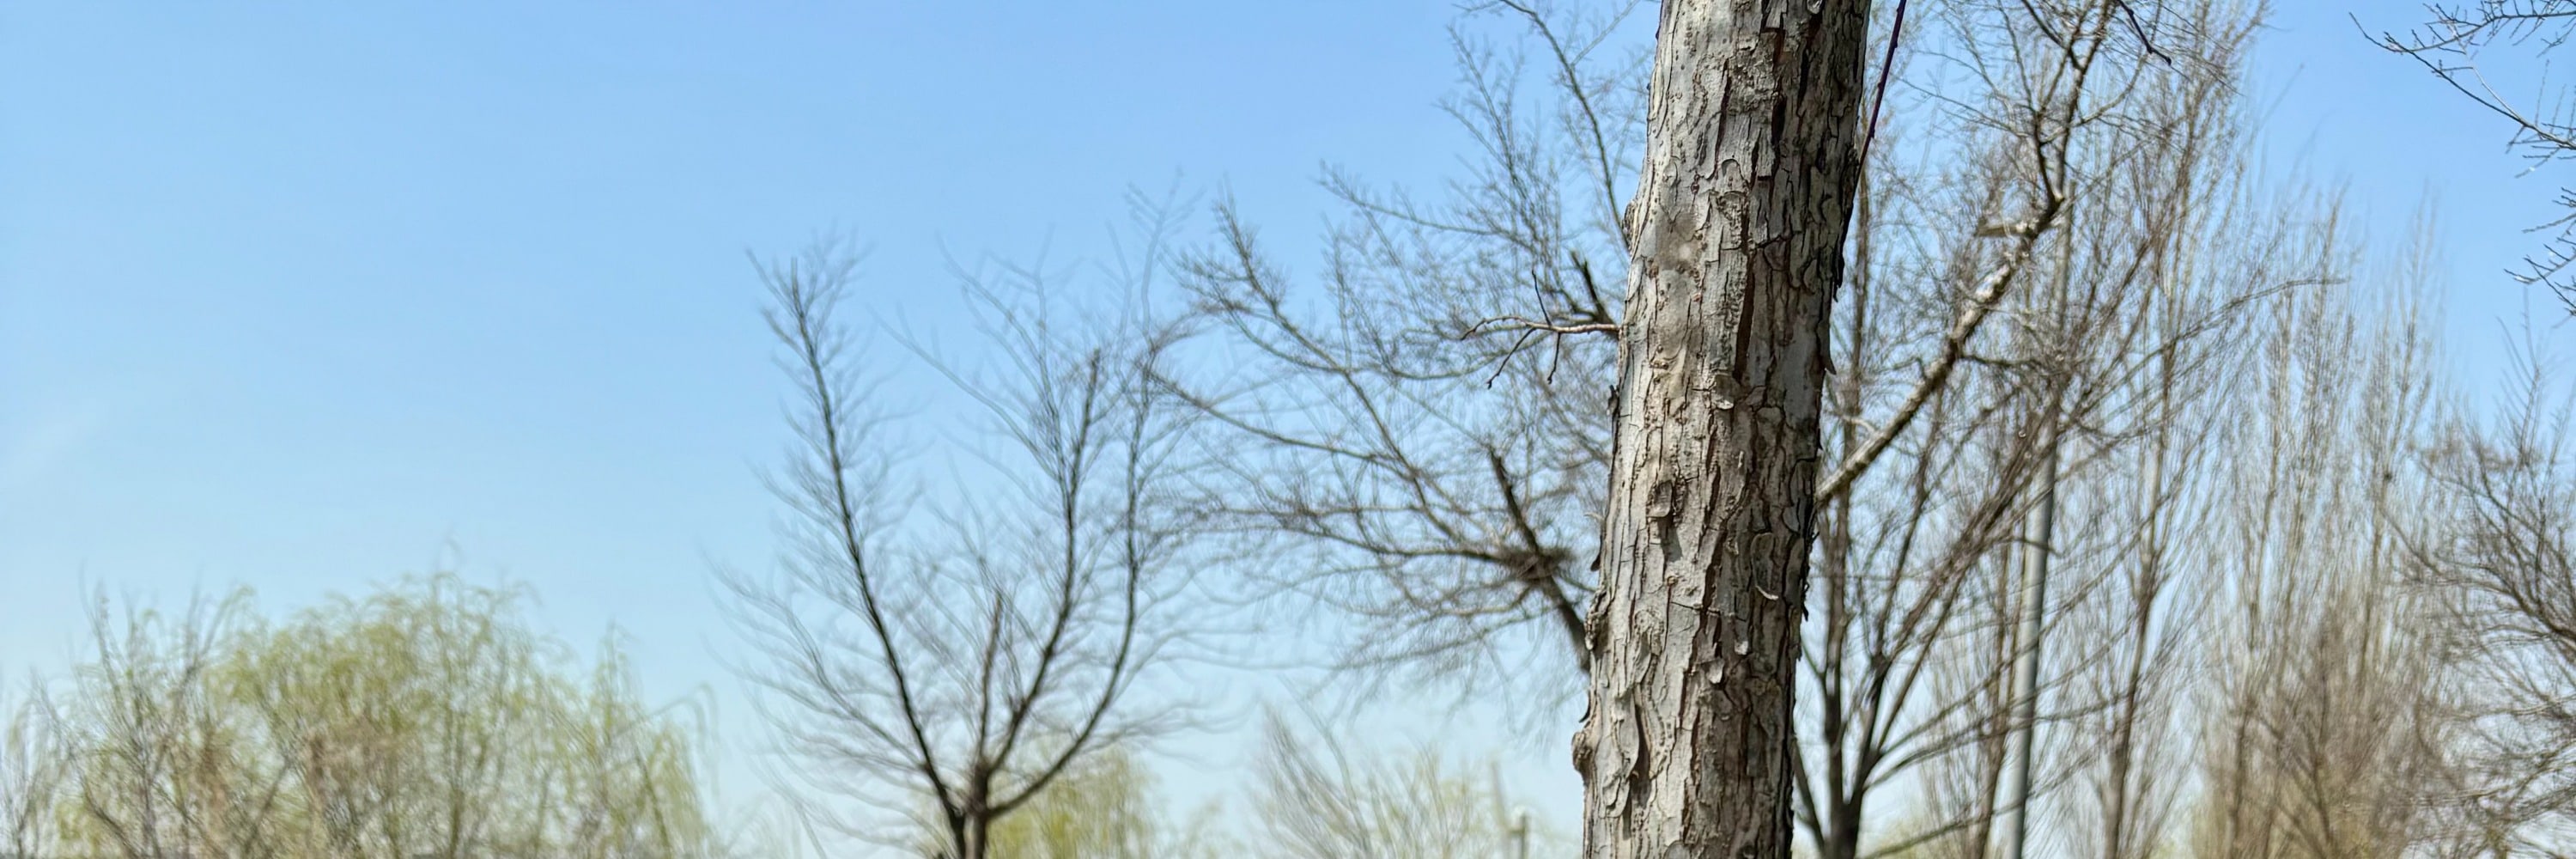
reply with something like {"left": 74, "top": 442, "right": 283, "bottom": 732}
{"left": 1499, "top": 544, "right": 1573, "bottom": 589}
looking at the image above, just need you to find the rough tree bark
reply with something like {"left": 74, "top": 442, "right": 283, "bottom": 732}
{"left": 1571, "top": 0, "right": 1870, "bottom": 856}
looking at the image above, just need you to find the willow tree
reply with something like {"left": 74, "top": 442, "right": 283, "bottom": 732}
{"left": 0, "top": 681, "right": 64, "bottom": 859}
{"left": 1569, "top": 0, "right": 1871, "bottom": 856}
{"left": 44, "top": 576, "right": 720, "bottom": 859}
{"left": 1251, "top": 710, "right": 1547, "bottom": 859}
{"left": 975, "top": 746, "right": 1223, "bottom": 859}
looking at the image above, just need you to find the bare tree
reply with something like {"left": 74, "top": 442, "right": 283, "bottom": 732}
{"left": 2185, "top": 225, "right": 2456, "bottom": 859}
{"left": 1166, "top": 3, "right": 2410, "bottom": 858}
{"left": 2365, "top": 8, "right": 2576, "bottom": 850}
{"left": 2402, "top": 322, "right": 2576, "bottom": 856}
{"left": 1173, "top": 2, "right": 2288, "bottom": 856}
{"left": 1165, "top": 1, "right": 1646, "bottom": 710}
{"left": 1793, "top": 0, "right": 2250, "bottom": 852}
{"left": 725, "top": 234, "right": 1199, "bottom": 859}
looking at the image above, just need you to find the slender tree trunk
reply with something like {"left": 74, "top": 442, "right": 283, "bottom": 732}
{"left": 2104, "top": 276, "right": 2178, "bottom": 859}
{"left": 1572, "top": 0, "right": 1871, "bottom": 856}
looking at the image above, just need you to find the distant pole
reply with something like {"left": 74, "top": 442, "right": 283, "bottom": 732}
{"left": 1513, "top": 809, "right": 1531, "bottom": 859}
{"left": 2002, "top": 271, "right": 2069, "bottom": 859}
{"left": 2002, "top": 448, "right": 2057, "bottom": 859}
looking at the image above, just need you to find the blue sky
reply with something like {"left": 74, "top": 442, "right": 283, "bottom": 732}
{"left": 0, "top": 0, "right": 2562, "bottom": 850}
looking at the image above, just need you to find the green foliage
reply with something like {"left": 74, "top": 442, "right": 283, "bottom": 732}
{"left": 895, "top": 745, "right": 1226, "bottom": 859}
{"left": 41, "top": 575, "right": 720, "bottom": 859}
{"left": 1250, "top": 711, "right": 1554, "bottom": 859}
{"left": 982, "top": 747, "right": 1224, "bottom": 859}
{"left": 0, "top": 680, "right": 68, "bottom": 859}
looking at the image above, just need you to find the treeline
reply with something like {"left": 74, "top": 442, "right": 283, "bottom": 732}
{"left": 0, "top": 578, "right": 1560, "bottom": 859}
{"left": 0, "top": 577, "right": 711, "bottom": 859}
{"left": 9, "top": 0, "right": 2576, "bottom": 857}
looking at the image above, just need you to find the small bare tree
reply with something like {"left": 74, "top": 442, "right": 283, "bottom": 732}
{"left": 2186, "top": 228, "right": 2456, "bottom": 859}
{"left": 725, "top": 235, "right": 1198, "bottom": 859}
{"left": 1163, "top": 0, "right": 1647, "bottom": 712}
{"left": 2403, "top": 325, "right": 2576, "bottom": 856}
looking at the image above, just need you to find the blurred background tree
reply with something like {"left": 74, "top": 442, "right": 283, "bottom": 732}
{"left": 6, "top": 574, "right": 723, "bottom": 859}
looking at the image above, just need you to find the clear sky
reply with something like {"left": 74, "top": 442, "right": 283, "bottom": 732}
{"left": 0, "top": 0, "right": 2559, "bottom": 852}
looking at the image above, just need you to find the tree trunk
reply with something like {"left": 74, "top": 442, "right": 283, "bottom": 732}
{"left": 1572, "top": 0, "right": 1871, "bottom": 856}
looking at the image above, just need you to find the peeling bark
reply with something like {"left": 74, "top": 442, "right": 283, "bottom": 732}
{"left": 1573, "top": 0, "right": 1870, "bottom": 856}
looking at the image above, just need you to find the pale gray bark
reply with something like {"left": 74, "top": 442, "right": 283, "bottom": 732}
{"left": 2001, "top": 436, "right": 2057, "bottom": 859}
{"left": 1572, "top": 0, "right": 1870, "bottom": 856}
